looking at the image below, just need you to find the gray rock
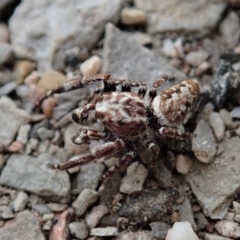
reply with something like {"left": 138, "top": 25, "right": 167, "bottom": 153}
{"left": 205, "top": 233, "right": 232, "bottom": 240}
{"left": 113, "top": 231, "right": 152, "bottom": 240}
{"left": 0, "top": 81, "right": 16, "bottom": 97}
{"left": 209, "top": 112, "right": 225, "bottom": 141}
{"left": 16, "top": 124, "right": 31, "bottom": 145}
{"left": 37, "top": 127, "right": 54, "bottom": 141}
{"left": 192, "top": 120, "right": 217, "bottom": 163}
{"left": 72, "top": 162, "right": 105, "bottom": 195}
{"left": 47, "top": 203, "right": 68, "bottom": 212}
{"left": 0, "top": 96, "right": 30, "bottom": 146}
{"left": 150, "top": 222, "right": 171, "bottom": 239}
{"left": 185, "top": 50, "right": 209, "bottom": 67}
{"left": 230, "top": 107, "right": 240, "bottom": 118}
{"left": 90, "top": 227, "right": 118, "bottom": 237}
{"left": 13, "top": 191, "right": 28, "bottom": 212}
{"left": 220, "top": 11, "right": 240, "bottom": 48}
{"left": 103, "top": 23, "right": 186, "bottom": 87}
{"left": 72, "top": 189, "right": 98, "bottom": 217}
{"left": 0, "top": 206, "right": 14, "bottom": 220}
{"left": 0, "top": 210, "right": 45, "bottom": 240}
{"left": 118, "top": 187, "right": 179, "bottom": 225}
{"left": 69, "top": 221, "right": 89, "bottom": 240}
{"left": 179, "top": 197, "right": 197, "bottom": 231}
{"left": 9, "top": 0, "right": 123, "bottom": 72}
{"left": 42, "top": 220, "right": 52, "bottom": 231}
{"left": 187, "top": 137, "right": 240, "bottom": 219}
{"left": 32, "top": 204, "right": 51, "bottom": 215}
{"left": 135, "top": 0, "right": 227, "bottom": 36}
{"left": 0, "top": 42, "right": 12, "bottom": 65}
{"left": 0, "top": 153, "right": 70, "bottom": 203}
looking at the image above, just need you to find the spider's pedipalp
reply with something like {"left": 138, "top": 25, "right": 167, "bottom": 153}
{"left": 47, "top": 139, "right": 124, "bottom": 170}
{"left": 72, "top": 127, "right": 108, "bottom": 145}
{"left": 72, "top": 103, "right": 96, "bottom": 124}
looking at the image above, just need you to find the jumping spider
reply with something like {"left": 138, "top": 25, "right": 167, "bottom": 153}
{"left": 37, "top": 74, "right": 200, "bottom": 182}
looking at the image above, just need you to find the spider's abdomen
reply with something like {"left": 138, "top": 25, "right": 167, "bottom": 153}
{"left": 152, "top": 80, "right": 200, "bottom": 126}
{"left": 95, "top": 92, "right": 147, "bottom": 137}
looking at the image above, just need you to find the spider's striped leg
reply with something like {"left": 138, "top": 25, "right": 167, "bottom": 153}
{"left": 149, "top": 75, "right": 169, "bottom": 102}
{"left": 72, "top": 103, "right": 95, "bottom": 124}
{"left": 157, "top": 127, "right": 192, "bottom": 140}
{"left": 47, "top": 139, "right": 124, "bottom": 170}
{"left": 141, "top": 133, "right": 159, "bottom": 169}
{"left": 71, "top": 127, "right": 110, "bottom": 145}
{"left": 35, "top": 74, "right": 118, "bottom": 108}
{"left": 101, "top": 150, "right": 136, "bottom": 182}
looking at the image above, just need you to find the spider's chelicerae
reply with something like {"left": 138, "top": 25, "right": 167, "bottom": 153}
{"left": 37, "top": 74, "right": 200, "bottom": 182}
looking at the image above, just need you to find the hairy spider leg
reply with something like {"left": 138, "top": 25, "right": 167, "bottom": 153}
{"left": 47, "top": 139, "right": 124, "bottom": 170}
{"left": 120, "top": 80, "right": 147, "bottom": 98}
{"left": 149, "top": 75, "right": 169, "bottom": 102}
{"left": 157, "top": 126, "right": 192, "bottom": 140}
{"left": 101, "top": 150, "right": 136, "bottom": 182}
{"left": 71, "top": 127, "right": 109, "bottom": 145}
{"left": 140, "top": 132, "right": 159, "bottom": 168}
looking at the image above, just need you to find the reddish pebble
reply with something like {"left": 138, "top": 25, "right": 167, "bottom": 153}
{"left": 8, "top": 141, "right": 24, "bottom": 153}
{"left": 29, "top": 84, "right": 46, "bottom": 106}
{"left": 41, "top": 97, "right": 56, "bottom": 119}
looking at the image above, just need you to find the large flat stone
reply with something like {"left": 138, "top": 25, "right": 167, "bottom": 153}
{"left": 186, "top": 137, "right": 240, "bottom": 219}
{"left": 102, "top": 23, "right": 186, "bottom": 87}
{"left": 135, "top": 0, "right": 227, "bottom": 36}
{"left": 0, "top": 152, "right": 71, "bottom": 203}
{"left": 9, "top": 0, "right": 123, "bottom": 72}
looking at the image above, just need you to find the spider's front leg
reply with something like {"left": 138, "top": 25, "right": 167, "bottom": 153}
{"left": 47, "top": 139, "right": 124, "bottom": 170}
{"left": 157, "top": 126, "right": 192, "bottom": 140}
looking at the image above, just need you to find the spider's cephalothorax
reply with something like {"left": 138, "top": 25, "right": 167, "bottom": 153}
{"left": 37, "top": 74, "right": 200, "bottom": 182}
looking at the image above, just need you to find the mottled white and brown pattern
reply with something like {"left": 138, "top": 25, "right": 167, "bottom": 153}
{"left": 36, "top": 74, "right": 201, "bottom": 182}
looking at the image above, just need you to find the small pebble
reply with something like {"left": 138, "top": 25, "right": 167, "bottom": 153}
{"left": 37, "top": 127, "right": 54, "bottom": 141}
{"left": 205, "top": 233, "right": 232, "bottom": 240}
{"left": 13, "top": 191, "right": 28, "bottom": 212}
{"left": 166, "top": 222, "right": 199, "bottom": 240}
{"left": 162, "top": 39, "right": 176, "bottom": 58}
{"left": 37, "top": 70, "right": 65, "bottom": 90}
{"left": 209, "top": 112, "right": 225, "bottom": 141}
{"left": 80, "top": 55, "right": 102, "bottom": 76}
{"left": 69, "top": 221, "right": 89, "bottom": 239}
{"left": 90, "top": 227, "right": 118, "bottom": 237}
{"left": 175, "top": 154, "right": 193, "bottom": 174}
{"left": 8, "top": 141, "right": 24, "bottom": 153}
{"left": 0, "top": 42, "right": 12, "bottom": 65}
{"left": 0, "top": 81, "right": 17, "bottom": 96}
{"left": 120, "top": 8, "right": 146, "bottom": 25}
{"left": 32, "top": 204, "right": 51, "bottom": 216}
{"left": 233, "top": 201, "right": 240, "bottom": 214}
{"left": 42, "top": 220, "right": 53, "bottom": 231}
{"left": 41, "top": 97, "right": 56, "bottom": 119}
{"left": 15, "top": 60, "right": 36, "bottom": 84}
{"left": 120, "top": 162, "right": 148, "bottom": 194}
{"left": 150, "top": 222, "right": 171, "bottom": 239}
{"left": 0, "top": 23, "right": 10, "bottom": 42}
{"left": 47, "top": 203, "right": 68, "bottom": 212}
{"left": 24, "top": 71, "right": 40, "bottom": 86}
{"left": 196, "top": 62, "right": 212, "bottom": 76}
{"left": 42, "top": 213, "right": 54, "bottom": 222}
{"left": 16, "top": 124, "right": 31, "bottom": 145}
{"left": 215, "top": 220, "right": 240, "bottom": 238}
{"left": 86, "top": 205, "right": 109, "bottom": 229}
{"left": 0, "top": 206, "right": 14, "bottom": 220}
{"left": 28, "top": 84, "right": 46, "bottom": 106}
{"left": 219, "top": 109, "right": 233, "bottom": 129}
{"left": 16, "top": 84, "right": 30, "bottom": 98}
{"left": 72, "top": 189, "right": 98, "bottom": 217}
{"left": 0, "top": 196, "right": 10, "bottom": 205}
{"left": 230, "top": 107, "right": 240, "bottom": 118}
{"left": 185, "top": 50, "right": 209, "bottom": 67}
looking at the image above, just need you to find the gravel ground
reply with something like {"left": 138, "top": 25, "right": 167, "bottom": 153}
{"left": 1, "top": 0, "right": 240, "bottom": 239}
